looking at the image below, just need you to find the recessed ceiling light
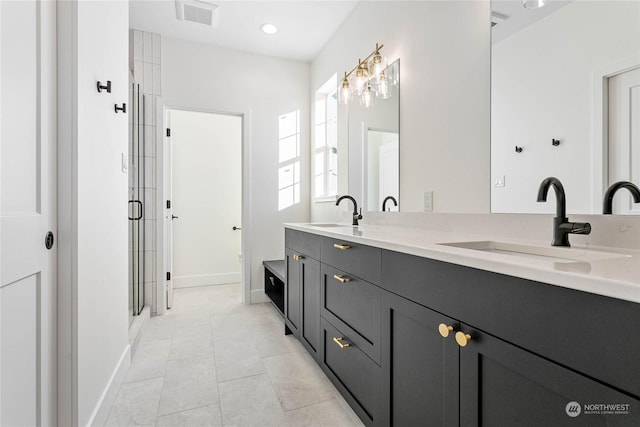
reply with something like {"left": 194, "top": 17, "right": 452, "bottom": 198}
{"left": 260, "top": 23, "right": 278, "bottom": 35}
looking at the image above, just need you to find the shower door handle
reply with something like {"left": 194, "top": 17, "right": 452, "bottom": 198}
{"left": 128, "top": 200, "right": 143, "bottom": 220}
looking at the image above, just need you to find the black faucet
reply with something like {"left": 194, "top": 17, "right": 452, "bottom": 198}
{"left": 382, "top": 196, "right": 398, "bottom": 212}
{"left": 536, "top": 177, "right": 591, "bottom": 247}
{"left": 603, "top": 181, "right": 640, "bottom": 214}
{"left": 336, "top": 195, "right": 362, "bottom": 226}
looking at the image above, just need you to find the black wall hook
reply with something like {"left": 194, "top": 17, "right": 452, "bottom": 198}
{"left": 115, "top": 103, "right": 126, "bottom": 113}
{"left": 515, "top": 146, "right": 523, "bottom": 153}
{"left": 97, "top": 80, "right": 111, "bottom": 93}
{"left": 552, "top": 139, "right": 561, "bottom": 146}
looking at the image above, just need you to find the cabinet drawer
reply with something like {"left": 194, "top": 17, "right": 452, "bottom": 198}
{"left": 321, "top": 237, "right": 381, "bottom": 284}
{"left": 285, "top": 228, "right": 320, "bottom": 260}
{"left": 321, "top": 264, "right": 381, "bottom": 363}
{"left": 321, "top": 318, "right": 380, "bottom": 426}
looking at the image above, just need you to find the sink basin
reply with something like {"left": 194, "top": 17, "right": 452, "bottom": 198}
{"left": 303, "top": 223, "right": 349, "bottom": 228}
{"left": 438, "top": 241, "right": 629, "bottom": 263}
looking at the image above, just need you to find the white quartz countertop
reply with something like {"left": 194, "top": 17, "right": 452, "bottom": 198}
{"left": 284, "top": 223, "right": 640, "bottom": 304}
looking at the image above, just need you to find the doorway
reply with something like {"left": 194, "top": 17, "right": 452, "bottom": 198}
{"left": 164, "top": 109, "right": 243, "bottom": 308}
{"left": 607, "top": 66, "right": 640, "bottom": 214}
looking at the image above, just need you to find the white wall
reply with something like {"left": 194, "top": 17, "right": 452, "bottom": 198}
{"left": 492, "top": 0, "right": 640, "bottom": 214}
{"left": 161, "top": 37, "right": 310, "bottom": 299}
{"left": 58, "top": 1, "right": 130, "bottom": 425}
{"left": 170, "top": 110, "right": 242, "bottom": 287}
{"left": 311, "top": 0, "right": 491, "bottom": 221}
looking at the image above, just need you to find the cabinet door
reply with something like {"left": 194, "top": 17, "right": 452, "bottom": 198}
{"left": 459, "top": 324, "right": 640, "bottom": 427}
{"left": 285, "top": 249, "right": 300, "bottom": 336}
{"left": 300, "top": 257, "right": 320, "bottom": 358}
{"left": 381, "top": 292, "right": 459, "bottom": 427}
{"left": 321, "top": 318, "right": 381, "bottom": 426}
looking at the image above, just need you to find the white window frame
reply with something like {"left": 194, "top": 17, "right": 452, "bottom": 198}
{"left": 314, "top": 74, "right": 339, "bottom": 202}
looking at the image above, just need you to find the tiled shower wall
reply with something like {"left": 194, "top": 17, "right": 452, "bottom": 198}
{"left": 130, "top": 30, "right": 161, "bottom": 312}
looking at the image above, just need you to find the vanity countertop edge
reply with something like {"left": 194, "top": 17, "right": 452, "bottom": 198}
{"left": 283, "top": 223, "right": 640, "bottom": 304}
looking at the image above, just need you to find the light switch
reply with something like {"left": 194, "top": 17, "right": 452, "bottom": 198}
{"left": 494, "top": 175, "right": 505, "bottom": 187}
{"left": 424, "top": 191, "right": 433, "bottom": 211}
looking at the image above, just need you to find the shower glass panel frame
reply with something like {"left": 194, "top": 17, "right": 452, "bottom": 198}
{"left": 128, "top": 75, "right": 146, "bottom": 323}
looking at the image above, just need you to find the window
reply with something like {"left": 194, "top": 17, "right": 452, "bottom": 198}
{"left": 314, "top": 75, "right": 338, "bottom": 200}
{"left": 278, "top": 110, "right": 300, "bottom": 210}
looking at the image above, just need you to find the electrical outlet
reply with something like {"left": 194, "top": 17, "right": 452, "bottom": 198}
{"left": 494, "top": 175, "right": 505, "bottom": 187}
{"left": 424, "top": 191, "right": 433, "bottom": 211}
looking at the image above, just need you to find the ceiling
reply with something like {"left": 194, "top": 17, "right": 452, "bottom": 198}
{"left": 491, "top": 0, "right": 572, "bottom": 44}
{"left": 129, "top": 0, "right": 359, "bottom": 62}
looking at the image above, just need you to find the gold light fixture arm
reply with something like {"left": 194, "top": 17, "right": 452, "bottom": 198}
{"left": 342, "top": 43, "right": 384, "bottom": 80}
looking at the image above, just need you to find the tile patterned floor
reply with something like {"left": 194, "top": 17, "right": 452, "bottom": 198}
{"left": 105, "top": 284, "right": 364, "bottom": 426}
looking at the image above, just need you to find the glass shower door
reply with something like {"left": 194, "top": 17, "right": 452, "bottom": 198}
{"left": 128, "top": 76, "right": 146, "bottom": 323}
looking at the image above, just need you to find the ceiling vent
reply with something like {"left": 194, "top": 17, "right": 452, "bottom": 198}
{"left": 175, "top": 0, "right": 219, "bottom": 27}
{"left": 491, "top": 11, "right": 509, "bottom": 27}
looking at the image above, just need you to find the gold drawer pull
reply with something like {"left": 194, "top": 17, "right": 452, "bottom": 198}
{"left": 455, "top": 331, "right": 472, "bottom": 347}
{"left": 333, "top": 337, "right": 350, "bottom": 349}
{"left": 438, "top": 323, "right": 453, "bottom": 338}
{"left": 293, "top": 254, "right": 304, "bottom": 261}
{"left": 333, "top": 243, "right": 351, "bottom": 250}
{"left": 333, "top": 274, "right": 350, "bottom": 283}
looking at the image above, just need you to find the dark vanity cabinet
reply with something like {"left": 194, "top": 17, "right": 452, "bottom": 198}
{"left": 285, "top": 229, "right": 321, "bottom": 358}
{"left": 285, "top": 228, "right": 640, "bottom": 426}
{"left": 381, "top": 249, "right": 640, "bottom": 427}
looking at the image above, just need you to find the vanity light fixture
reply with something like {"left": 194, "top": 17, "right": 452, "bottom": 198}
{"left": 523, "top": 0, "right": 547, "bottom": 9}
{"left": 260, "top": 23, "right": 278, "bottom": 35}
{"left": 338, "top": 43, "right": 396, "bottom": 107}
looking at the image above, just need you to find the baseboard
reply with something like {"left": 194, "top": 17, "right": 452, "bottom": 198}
{"left": 128, "top": 306, "right": 150, "bottom": 358}
{"left": 88, "top": 345, "right": 131, "bottom": 427}
{"left": 250, "top": 289, "right": 270, "bottom": 304}
{"left": 174, "top": 273, "right": 241, "bottom": 289}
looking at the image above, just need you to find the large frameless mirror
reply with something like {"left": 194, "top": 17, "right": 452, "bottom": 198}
{"left": 491, "top": 0, "right": 640, "bottom": 215}
{"left": 347, "top": 59, "right": 400, "bottom": 212}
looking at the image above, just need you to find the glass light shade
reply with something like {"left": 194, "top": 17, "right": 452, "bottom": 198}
{"left": 338, "top": 78, "right": 351, "bottom": 104}
{"left": 369, "top": 52, "right": 388, "bottom": 82}
{"left": 360, "top": 84, "right": 374, "bottom": 108}
{"left": 354, "top": 63, "right": 369, "bottom": 94}
{"left": 523, "top": 0, "right": 546, "bottom": 9}
{"left": 376, "top": 74, "right": 391, "bottom": 99}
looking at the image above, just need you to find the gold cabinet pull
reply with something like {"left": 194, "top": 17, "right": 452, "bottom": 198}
{"left": 333, "top": 274, "right": 350, "bottom": 283}
{"left": 455, "top": 331, "right": 472, "bottom": 347}
{"left": 438, "top": 323, "right": 453, "bottom": 338}
{"left": 333, "top": 243, "right": 351, "bottom": 250}
{"left": 333, "top": 337, "right": 350, "bottom": 349}
{"left": 293, "top": 254, "right": 304, "bottom": 261}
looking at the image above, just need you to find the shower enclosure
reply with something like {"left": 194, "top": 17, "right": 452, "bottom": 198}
{"left": 128, "top": 75, "right": 147, "bottom": 323}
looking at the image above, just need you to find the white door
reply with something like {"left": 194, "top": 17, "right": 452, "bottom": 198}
{"left": 165, "top": 113, "right": 174, "bottom": 309}
{"left": 1, "top": 1, "right": 57, "bottom": 425}
{"left": 379, "top": 139, "right": 400, "bottom": 211}
{"left": 167, "top": 110, "right": 242, "bottom": 293}
{"left": 608, "top": 67, "right": 640, "bottom": 214}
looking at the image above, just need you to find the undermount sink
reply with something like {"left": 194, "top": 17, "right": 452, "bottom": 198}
{"left": 438, "top": 241, "right": 629, "bottom": 264}
{"left": 303, "top": 223, "right": 350, "bottom": 228}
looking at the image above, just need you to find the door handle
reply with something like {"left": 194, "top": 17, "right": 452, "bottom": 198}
{"left": 45, "top": 231, "right": 55, "bottom": 250}
{"left": 232, "top": 226, "right": 242, "bottom": 231}
{"left": 172, "top": 215, "right": 179, "bottom": 220}
{"left": 128, "top": 200, "right": 143, "bottom": 220}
